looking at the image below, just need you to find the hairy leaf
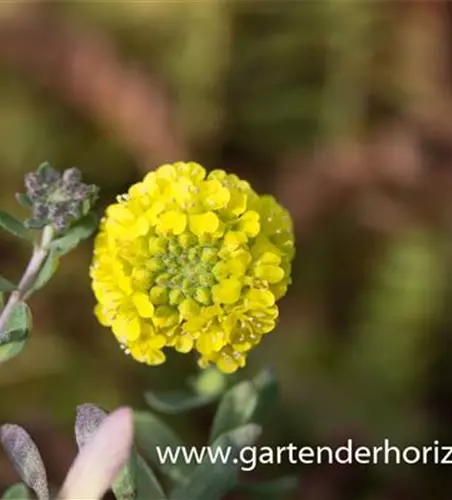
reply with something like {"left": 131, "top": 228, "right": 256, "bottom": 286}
{"left": 210, "top": 369, "right": 277, "bottom": 442}
{"left": 50, "top": 213, "right": 98, "bottom": 256}
{"left": 134, "top": 411, "right": 192, "bottom": 484}
{"left": 0, "top": 212, "right": 31, "bottom": 241}
{"left": 0, "top": 276, "right": 15, "bottom": 293}
{"left": 0, "top": 425, "right": 49, "bottom": 500}
{"left": 0, "top": 302, "right": 32, "bottom": 364}
{"left": 15, "top": 193, "right": 32, "bottom": 209}
{"left": 28, "top": 251, "right": 60, "bottom": 296}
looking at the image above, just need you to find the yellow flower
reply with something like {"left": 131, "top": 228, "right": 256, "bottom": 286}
{"left": 90, "top": 162, "right": 295, "bottom": 373}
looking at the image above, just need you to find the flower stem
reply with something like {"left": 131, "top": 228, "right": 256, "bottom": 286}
{"left": 0, "top": 225, "right": 54, "bottom": 338}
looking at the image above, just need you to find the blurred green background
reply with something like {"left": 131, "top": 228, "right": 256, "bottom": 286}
{"left": 2, "top": 1, "right": 452, "bottom": 498}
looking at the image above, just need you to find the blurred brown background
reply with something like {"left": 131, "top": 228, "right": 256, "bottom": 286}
{"left": 2, "top": 1, "right": 452, "bottom": 498}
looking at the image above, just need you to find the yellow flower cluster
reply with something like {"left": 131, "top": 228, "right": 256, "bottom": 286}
{"left": 90, "top": 162, "right": 295, "bottom": 373}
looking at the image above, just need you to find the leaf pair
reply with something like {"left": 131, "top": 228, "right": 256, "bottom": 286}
{"left": 203, "top": 370, "right": 298, "bottom": 500}
{"left": 136, "top": 369, "right": 297, "bottom": 500}
{"left": 0, "top": 212, "right": 32, "bottom": 242}
{"left": 0, "top": 212, "right": 98, "bottom": 366}
{"left": 0, "top": 302, "right": 31, "bottom": 364}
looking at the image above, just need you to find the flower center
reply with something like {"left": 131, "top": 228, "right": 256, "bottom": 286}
{"left": 149, "top": 236, "right": 220, "bottom": 305}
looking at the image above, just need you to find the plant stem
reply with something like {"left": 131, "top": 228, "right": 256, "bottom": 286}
{"left": 0, "top": 225, "right": 54, "bottom": 338}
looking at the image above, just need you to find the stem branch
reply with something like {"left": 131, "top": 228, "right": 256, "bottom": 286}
{"left": 0, "top": 225, "right": 53, "bottom": 338}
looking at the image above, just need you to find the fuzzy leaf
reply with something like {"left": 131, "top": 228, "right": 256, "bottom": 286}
{"left": 50, "top": 213, "right": 98, "bottom": 256}
{"left": 0, "top": 276, "right": 15, "bottom": 292}
{"left": 0, "top": 425, "right": 49, "bottom": 500}
{"left": 2, "top": 483, "right": 30, "bottom": 499}
{"left": 144, "top": 390, "right": 217, "bottom": 414}
{"left": 134, "top": 411, "right": 193, "bottom": 484}
{"left": 0, "top": 302, "right": 31, "bottom": 364}
{"left": 75, "top": 404, "right": 108, "bottom": 448}
{"left": 210, "top": 369, "right": 278, "bottom": 442}
{"left": 37, "top": 162, "right": 53, "bottom": 176}
{"left": 0, "top": 212, "right": 31, "bottom": 241}
{"left": 126, "top": 452, "right": 166, "bottom": 500}
{"left": 1, "top": 302, "right": 31, "bottom": 336}
{"left": 170, "top": 424, "right": 262, "bottom": 500}
{"left": 0, "top": 330, "right": 27, "bottom": 364}
{"left": 28, "top": 251, "right": 60, "bottom": 296}
{"left": 24, "top": 218, "right": 48, "bottom": 230}
{"left": 15, "top": 193, "right": 33, "bottom": 209}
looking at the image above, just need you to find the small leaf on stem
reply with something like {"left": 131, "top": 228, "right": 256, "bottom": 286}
{"left": 0, "top": 276, "right": 15, "bottom": 293}
{"left": 50, "top": 213, "right": 98, "bottom": 256}
{"left": 144, "top": 390, "right": 217, "bottom": 415}
{"left": 0, "top": 302, "right": 32, "bottom": 364}
{"left": 134, "top": 411, "right": 193, "bottom": 484}
{"left": 210, "top": 369, "right": 278, "bottom": 442}
{"left": 0, "top": 425, "right": 49, "bottom": 500}
{"left": 15, "top": 193, "right": 33, "bottom": 209}
{"left": 0, "top": 212, "right": 31, "bottom": 241}
{"left": 27, "top": 251, "right": 60, "bottom": 296}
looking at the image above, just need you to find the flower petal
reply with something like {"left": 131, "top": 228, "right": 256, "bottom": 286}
{"left": 212, "top": 278, "right": 242, "bottom": 305}
{"left": 189, "top": 212, "right": 219, "bottom": 237}
{"left": 132, "top": 293, "right": 155, "bottom": 318}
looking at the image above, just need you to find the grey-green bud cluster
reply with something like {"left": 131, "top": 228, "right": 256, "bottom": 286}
{"left": 17, "top": 162, "right": 99, "bottom": 233}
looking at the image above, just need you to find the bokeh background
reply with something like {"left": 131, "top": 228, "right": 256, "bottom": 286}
{"left": 2, "top": 1, "right": 452, "bottom": 498}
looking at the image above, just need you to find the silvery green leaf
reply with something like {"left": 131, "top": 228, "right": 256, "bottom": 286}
{"left": 134, "top": 411, "right": 193, "bottom": 484}
{"left": 0, "top": 425, "right": 49, "bottom": 500}
{"left": 24, "top": 218, "right": 47, "bottom": 230}
{"left": 0, "top": 302, "right": 31, "bottom": 364}
{"left": 28, "top": 251, "right": 60, "bottom": 296}
{"left": 50, "top": 213, "right": 98, "bottom": 256}
{"left": 36, "top": 162, "right": 53, "bottom": 177}
{"left": 170, "top": 424, "right": 262, "bottom": 500}
{"left": 75, "top": 404, "right": 107, "bottom": 448}
{"left": 0, "top": 276, "right": 15, "bottom": 292}
{"left": 2, "top": 483, "right": 30, "bottom": 499}
{"left": 126, "top": 452, "right": 166, "bottom": 500}
{"left": 1, "top": 302, "right": 31, "bottom": 336}
{"left": 0, "top": 330, "right": 27, "bottom": 364}
{"left": 15, "top": 193, "right": 32, "bottom": 209}
{"left": 210, "top": 369, "right": 278, "bottom": 442}
{"left": 0, "top": 212, "right": 31, "bottom": 241}
{"left": 144, "top": 390, "right": 217, "bottom": 414}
